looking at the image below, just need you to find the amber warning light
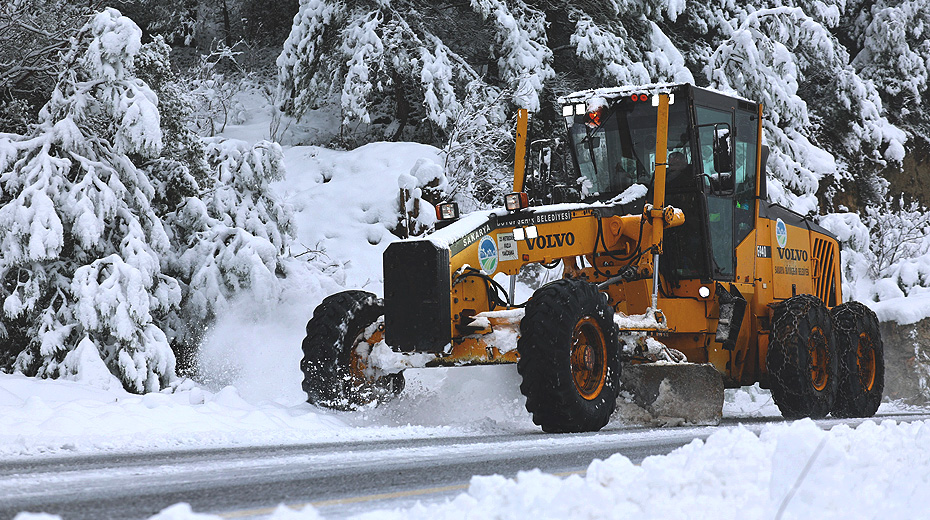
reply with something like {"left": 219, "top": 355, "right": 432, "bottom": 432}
{"left": 584, "top": 106, "right": 604, "bottom": 128}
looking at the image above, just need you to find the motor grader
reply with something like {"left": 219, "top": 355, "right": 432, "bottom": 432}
{"left": 300, "top": 83, "right": 885, "bottom": 433}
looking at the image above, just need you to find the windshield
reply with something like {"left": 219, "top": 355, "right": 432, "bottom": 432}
{"left": 569, "top": 99, "right": 692, "bottom": 199}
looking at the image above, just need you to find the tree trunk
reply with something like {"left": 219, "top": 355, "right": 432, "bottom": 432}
{"left": 388, "top": 72, "right": 408, "bottom": 141}
{"left": 222, "top": 0, "right": 232, "bottom": 47}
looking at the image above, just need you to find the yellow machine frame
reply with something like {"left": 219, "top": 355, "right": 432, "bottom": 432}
{"left": 385, "top": 85, "right": 842, "bottom": 390}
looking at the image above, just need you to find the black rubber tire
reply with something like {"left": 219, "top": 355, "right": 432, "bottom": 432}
{"left": 767, "top": 294, "right": 837, "bottom": 419}
{"left": 301, "top": 291, "right": 404, "bottom": 410}
{"left": 831, "top": 301, "right": 884, "bottom": 418}
{"left": 517, "top": 279, "right": 621, "bottom": 433}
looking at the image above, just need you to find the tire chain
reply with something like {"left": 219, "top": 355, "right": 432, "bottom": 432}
{"left": 831, "top": 301, "right": 883, "bottom": 417}
{"left": 767, "top": 294, "right": 836, "bottom": 419}
{"left": 301, "top": 291, "right": 402, "bottom": 410}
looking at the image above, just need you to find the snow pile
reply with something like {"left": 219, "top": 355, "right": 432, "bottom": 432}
{"left": 348, "top": 418, "right": 929, "bottom": 520}
{"left": 820, "top": 205, "right": 930, "bottom": 325}
{"left": 724, "top": 384, "right": 781, "bottom": 418}
{"left": 189, "top": 136, "right": 443, "bottom": 404}
{"left": 0, "top": 372, "right": 457, "bottom": 457}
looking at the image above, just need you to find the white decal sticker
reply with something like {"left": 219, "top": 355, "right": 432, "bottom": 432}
{"left": 497, "top": 232, "right": 518, "bottom": 261}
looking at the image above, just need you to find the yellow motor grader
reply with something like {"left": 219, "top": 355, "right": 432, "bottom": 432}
{"left": 300, "top": 83, "right": 884, "bottom": 433}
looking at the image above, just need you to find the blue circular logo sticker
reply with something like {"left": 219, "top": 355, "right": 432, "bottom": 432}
{"left": 775, "top": 218, "right": 788, "bottom": 248}
{"left": 478, "top": 235, "right": 498, "bottom": 273}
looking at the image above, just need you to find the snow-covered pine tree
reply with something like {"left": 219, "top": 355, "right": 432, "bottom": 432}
{"left": 127, "top": 23, "right": 297, "bottom": 375}
{"left": 163, "top": 137, "right": 294, "bottom": 371}
{"left": 133, "top": 35, "right": 209, "bottom": 216}
{"left": 705, "top": 6, "right": 902, "bottom": 213}
{"left": 846, "top": 0, "right": 929, "bottom": 145}
{"left": 1, "top": 8, "right": 299, "bottom": 385}
{"left": 277, "top": 0, "right": 531, "bottom": 206}
{"left": 277, "top": 0, "right": 483, "bottom": 140}
{"left": 277, "top": 1, "right": 910, "bottom": 217}
{"left": 0, "top": 8, "right": 181, "bottom": 391}
{"left": 559, "top": 0, "right": 693, "bottom": 88}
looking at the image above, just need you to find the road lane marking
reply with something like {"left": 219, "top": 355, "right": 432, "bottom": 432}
{"left": 217, "top": 470, "right": 586, "bottom": 518}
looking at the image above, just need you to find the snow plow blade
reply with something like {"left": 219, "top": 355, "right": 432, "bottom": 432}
{"left": 619, "top": 363, "right": 724, "bottom": 425}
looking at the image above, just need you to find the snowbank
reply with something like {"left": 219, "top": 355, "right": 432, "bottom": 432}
{"left": 0, "top": 365, "right": 538, "bottom": 457}
{"left": 333, "top": 418, "right": 930, "bottom": 520}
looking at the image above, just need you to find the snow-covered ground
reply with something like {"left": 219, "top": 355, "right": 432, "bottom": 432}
{"left": 8, "top": 87, "right": 930, "bottom": 520}
{"left": 5, "top": 369, "right": 929, "bottom": 519}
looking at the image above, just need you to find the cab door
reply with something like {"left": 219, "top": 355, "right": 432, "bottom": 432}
{"left": 695, "top": 106, "right": 759, "bottom": 282}
{"left": 696, "top": 106, "right": 736, "bottom": 280}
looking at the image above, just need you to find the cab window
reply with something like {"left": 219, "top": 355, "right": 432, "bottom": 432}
{"left": 696, "top": 106, "right": 735, "bottom": 279}
{"left": 734, "top": 110, "right": 758, "bottom": 244}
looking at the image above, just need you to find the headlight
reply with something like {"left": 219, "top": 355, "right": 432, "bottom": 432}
{"left": 504, "top": 192, "right": 529, "bottom": 211}
{"left": 436, "top": 202, "right": 460, "bottom": 221}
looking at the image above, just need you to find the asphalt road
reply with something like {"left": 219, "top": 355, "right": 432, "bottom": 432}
{"left": 2, "top": 412, "right": 929, "bottom": 520}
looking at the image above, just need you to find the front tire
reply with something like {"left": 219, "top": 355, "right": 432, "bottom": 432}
{"left": 767, "top": 294, "right": 837, "bottom": 419}
{"left": 301, "top": 291, "right": 404, "bottom": 410}
{"left": 831, "top": 301, "right": 884, "bottom": 418}
{"left": 517, "top": 279, "right": 621, "bottom": 433}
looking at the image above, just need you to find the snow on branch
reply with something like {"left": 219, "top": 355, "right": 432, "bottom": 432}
{"left": 571, "top": 14, "right": 650, "bottom": 85}
{"left": 340, "top": 11, "right": 384, "bottom": 125}
{"left": 707, "top": 6, "right": 902, "bottom": 214}
{"left": 470, "top": 0, "right": 553, "bottom": 111}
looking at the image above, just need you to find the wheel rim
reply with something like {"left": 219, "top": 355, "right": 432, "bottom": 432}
{"left": 808, "top": 326, "right": 829, "bottom": 391}
{"left": 857, "top": 333, "right": 876, "bottom": 392}
{"left": 570, "top": 317, "right": 608, "bottom": 400}
{"left": 348, "top": 326, "right": 384, "bottom": 387}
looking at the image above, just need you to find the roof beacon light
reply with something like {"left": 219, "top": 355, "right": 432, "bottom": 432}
{"left": 584, "top": 106, "right": 604, "bottom": 128}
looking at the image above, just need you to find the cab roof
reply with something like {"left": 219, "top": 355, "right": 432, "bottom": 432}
{"left": 558, "top": 83, "right": 758, "bottom": 111}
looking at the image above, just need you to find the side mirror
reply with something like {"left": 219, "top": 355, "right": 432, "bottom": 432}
{"left": 712, "top": 124, "right": 733, "bottom": 174}
{"left": 527, "top": 138, "right": 562, "bottom": 205}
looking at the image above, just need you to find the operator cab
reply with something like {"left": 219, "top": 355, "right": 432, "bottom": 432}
{"left": 559, "top": 83, "right": 761, "bottom": 283}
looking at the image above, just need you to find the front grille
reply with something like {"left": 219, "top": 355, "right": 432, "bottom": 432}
{"left": 812, "top": 237, "right": 838, "bottom": 307}
{"left": 383, "top": 240, "right": 451, "bottom": 352}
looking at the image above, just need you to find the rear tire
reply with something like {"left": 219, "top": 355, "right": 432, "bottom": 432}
{"left": 831, "top": 301, "right": 884, "bottom": 418}
{"left": 517, "top": 279, "right": 621, "bottom": 433}
{"left": 301, "top": 291, "right": 404, "bottom": 410}
{"left": 767, "top": 294, "right": 837, "bottom": 419}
